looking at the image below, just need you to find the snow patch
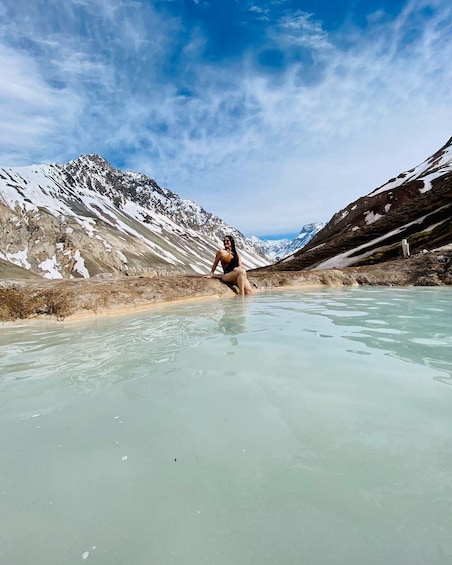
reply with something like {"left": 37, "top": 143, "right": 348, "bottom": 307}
{"left": 78, "top": 218, "right": 96, "bottom": 238}
{"left": 39, "top": 256, "right": 63, "bottom": 279}
{"left": 73, "top": 250, "right": 90, "bottom": 278}
{"left": 1, "top": 248, "right": 31, "bottom": 270}
{"left": 364, "top": 211, "right": 382, "bottom": 225}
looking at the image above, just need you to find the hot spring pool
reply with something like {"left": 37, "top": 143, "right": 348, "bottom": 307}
{"left": 1, "top": 287, "right": 451, "bottom": 564}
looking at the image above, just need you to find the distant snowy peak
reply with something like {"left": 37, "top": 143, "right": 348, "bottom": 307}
{"left": 252, "top": 223, "right": 325, "bottom": 261}
{"left": 283, "top": 223, "right": 326, "bottom": 257}
{"left": 250, "top": 236, "right": 291, "bottom": 261}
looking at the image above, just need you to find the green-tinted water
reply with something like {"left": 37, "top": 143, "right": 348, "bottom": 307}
{"left": 1, "top": 287, "right": 451, "bottom": 564}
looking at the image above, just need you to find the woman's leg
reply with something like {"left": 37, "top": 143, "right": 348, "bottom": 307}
{"left": 222, "top": 268, "right": 253, "bottom": 295}
{"left": 236, "top": 270, "right": 246, "bottom": 295}
{"left": 221, "top": 270, "right": 239, "bottom": 289}
{"left": 236, "top": 267, "right": 253, "bottom": 295}
{"left": 243, "top": 278, "right": 253, "bottom": 295}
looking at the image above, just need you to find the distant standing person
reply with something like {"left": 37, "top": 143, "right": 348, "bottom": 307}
{"left": 205, "top": 235, "right": 253, "bottom": 295}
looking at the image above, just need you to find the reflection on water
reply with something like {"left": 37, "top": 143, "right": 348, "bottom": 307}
{"left": 299, "top": 287, "right": 452, "bottom": 385}
{"left": 0, "top": 288, "right": 452, "bottom": 565}
{"left": 217, "top": 300, "right": 248, "bottom": 345}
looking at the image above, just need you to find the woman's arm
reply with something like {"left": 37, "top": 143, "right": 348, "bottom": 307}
{"left": 205, "top": 250, "right": 223, "bottom": 277}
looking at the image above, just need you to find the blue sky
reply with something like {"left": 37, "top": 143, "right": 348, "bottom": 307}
{"left": 0, "top": 0, "right": 451, "bottom": 238}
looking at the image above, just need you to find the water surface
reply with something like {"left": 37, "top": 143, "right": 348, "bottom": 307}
{"left": 1, "top": 287, "right": 451, "bottom": 564}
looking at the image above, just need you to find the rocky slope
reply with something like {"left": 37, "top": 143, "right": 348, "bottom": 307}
{"left": 270, "top": 137, "right": 452, "bottom": 271}
{"left": 0, "top": 155, "right": 268, "bottom": 279}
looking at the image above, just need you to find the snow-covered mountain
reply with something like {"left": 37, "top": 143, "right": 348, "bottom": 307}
{"left": 0, "top": 155, "right": 268, "bottom": 279}
{"left": 249, "top": 236, "right": 291, "bottom": 261}
{"left": 251, "top": 223, "right": 325, "bottom": 262}
{"left": 280, "top": 223, "right": 326, "bottom": 258}
{"left": 271, "top": 137, "right": 452, "bottom": 271}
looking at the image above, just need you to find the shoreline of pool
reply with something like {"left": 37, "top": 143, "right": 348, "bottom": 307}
{"left": 1, "top": 251, "right": 451, "bottom": 323}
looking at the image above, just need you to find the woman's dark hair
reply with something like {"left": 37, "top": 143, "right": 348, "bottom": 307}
{"left": 225, "top": 234, "right": 239, "bottom": 268}
{"left": 225, "top": 234, "right": 237, "bottom": 254}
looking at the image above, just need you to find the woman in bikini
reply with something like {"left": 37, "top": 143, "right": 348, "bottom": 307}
{"left": 205, "top": 235, "right": 253, "bottom": 295}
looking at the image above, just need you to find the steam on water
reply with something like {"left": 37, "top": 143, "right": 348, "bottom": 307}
{"left": 1, "top": 287, "right": 451, "bottom": 565}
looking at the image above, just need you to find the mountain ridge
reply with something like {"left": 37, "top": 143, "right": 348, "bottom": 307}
{"left": 0, "top": 155, "right": 268, "bottom": 279}
{"left": 251, "top": 222, "right": 325, "bottom": 261}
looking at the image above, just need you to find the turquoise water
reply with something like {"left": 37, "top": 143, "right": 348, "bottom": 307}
{"left": 1, "top": 287, "right": 451, "bottom": 565}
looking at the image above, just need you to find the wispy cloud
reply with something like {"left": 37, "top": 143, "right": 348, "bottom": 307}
{"left": 0, "top": 0, "right": 451, "bottom": 235}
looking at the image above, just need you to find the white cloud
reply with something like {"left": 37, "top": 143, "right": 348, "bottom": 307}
{"left": 163, "top": 0, "right": 452, "bottom": 234}
{"left": 0, "top": 42, "right": 83, "bottom": 163}
{"left": 0, "top": 0, "right": 451, "bottom": 235}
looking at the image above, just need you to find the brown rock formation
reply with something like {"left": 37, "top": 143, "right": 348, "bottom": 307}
{"left": 1, "top": 249, "right": 451, "bottom": 322}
